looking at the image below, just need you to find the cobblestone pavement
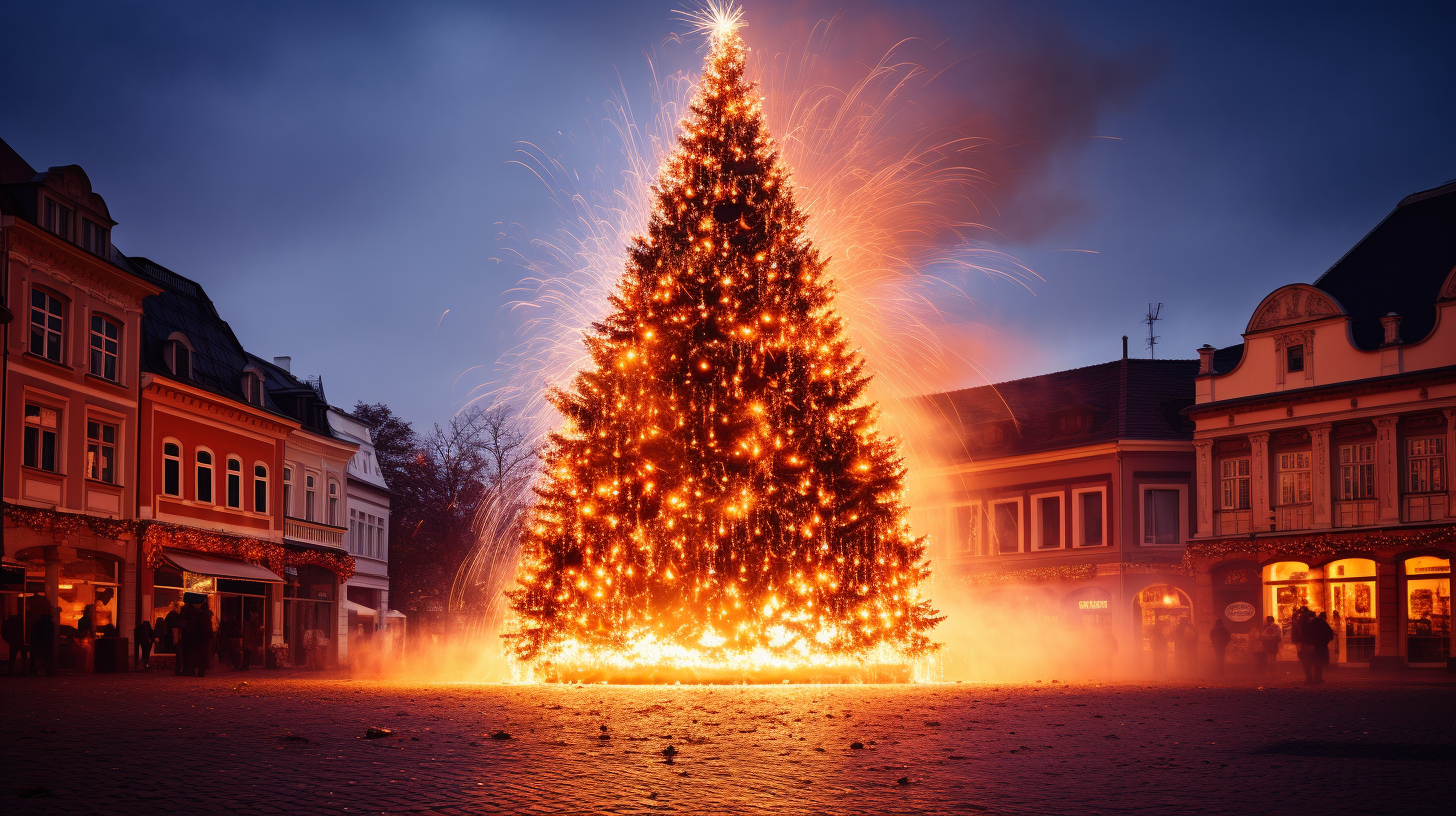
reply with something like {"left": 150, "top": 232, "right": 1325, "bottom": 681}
{"left": 3, "top": 668, "right": 1453, "bottom": 815}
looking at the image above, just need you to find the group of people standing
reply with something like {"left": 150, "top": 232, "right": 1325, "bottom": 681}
{"left": 1, "top": 600, "right": 56, "bottom": 676}
{"left": 1143, "top": 611, "right": 1335, "bottom": 682}
{"left": 135, "top": 597, "right": 264, "bottom": 675}
{"left": 1289, "top": 605, "right": 1336, "bottom": 683}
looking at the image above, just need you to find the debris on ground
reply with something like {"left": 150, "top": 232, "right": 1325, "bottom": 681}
{"left": 850, "top": 742, "right": 865, "bottom": 750}
{"left": 364, "top": 727, "right": 393, "bottom": 739}
{"left": 490, "top": 730, "right": 512, "bottom": 740}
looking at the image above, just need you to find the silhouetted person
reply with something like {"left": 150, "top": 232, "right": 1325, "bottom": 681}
{"left": 1258, "top": 615, "right": 1282, "bottom": 677}
{"left": 1210, "top": 618, "right": 1232, "bottom": 677}
{"left": 1292, "top": 606, "right": 1315, "bottom": 682}
{"left": 164, "top": 603, "right": 183, "bottom": 671}
{"left": 1148, "top": 623, "right": 1169, "bottom": 676}
{"left": 77, "top": 604, "right": 94, "bottom": 640}
{"left": 135, "top": 617, "right": 154, "bottom": 670}
{"left": 184, "top": 602, "right": 214, "bottom": 677}
{"left": 29, "top": 609, "right": 56, "bottom": 676}
{"left": 3, "top": 613, "right": 25, "bottom": 675}
{"left": 1306, "top": 612, "right": 1335, "bottom": 684}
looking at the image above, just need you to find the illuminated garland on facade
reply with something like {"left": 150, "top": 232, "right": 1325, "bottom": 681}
{"left": 1184, "top": 525, "right": 1456, "bottom": 570}
{"left": 959, "top": 563, "right": 1099, "bottom": 587}
{"left": 3, "top": 503, "right": 354, "bottom": 582}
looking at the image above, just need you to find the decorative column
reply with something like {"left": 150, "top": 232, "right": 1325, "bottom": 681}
{"left": 1374, "top": 415, "right": 1400, "bottom": 524}
{"left": 1249, "top": 433, "right": 1271, "bottom": 532}
{"left": 1309, "top": 423, "right": 1333, "bottom": 529}
{"left": 1445, "top": 409, "right": 1456, "bottom": 519}
{"left": 1193, "top": 439, "right": 1213, "bottom": 537}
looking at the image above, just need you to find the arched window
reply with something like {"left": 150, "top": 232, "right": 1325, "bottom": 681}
{"left": 89, "top": 314, "right": 120, "bottom": 381}
{"left": 282, "top": 466, "right": 294, "bottom": 517}
{"left": 328, "top": 479, "right": 340, "bottom": 525}
{"left": 226, "top": 457, "right": 243, "bottom": 508}
{"left": 195, "top": 449, "right": 214, "bottom": 503}
{"left": 165, "top": 333, "right": 193, "bottom": 380}
{"left": 305, "top": 474, "right": 316, "bottom": 522}
{"left": 162, "top": 441, "right": 181, "bottom": 496}
{"left": 29, "top": 287, "right": 66, "bottom": 363}
{"left": 242, "top": 370, "right": 264, "bottom": 406}
{"left": 254, "top": 464, "right": 269, "bottom": 514}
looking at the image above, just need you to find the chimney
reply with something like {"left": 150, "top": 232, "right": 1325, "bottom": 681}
{"left": 1381, "top": 312, "right": 1402, "bottom": 346}
{"left": 1121, "top": 336, "right": 1128, "bottom": 360}
{"left": 1198, "top": 344, "right": 1216, "bottom": 375}
{"left": 274, "top": 356, "right": 292, "bottom": 373}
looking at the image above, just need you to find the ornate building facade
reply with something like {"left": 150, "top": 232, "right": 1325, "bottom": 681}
{"left": 1186, "top": 179, "right": 1456, "bottom": 669}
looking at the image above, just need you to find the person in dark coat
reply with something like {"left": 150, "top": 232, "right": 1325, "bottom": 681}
{"left": 183, "top": 600, "right": 214, "bottom": 678}
{"left": 1292, "top": 606, "right": 1315, "bottom": 682}
{"left": 134, "top": 617, "right": 154, "bottom": 670}
{"left": 1306, "top": 612, "right": 1335, "bottom": 684}
{"left": 3, "top": 614, "right": 24, "bottom": 676}
{"left": 1210, "top": 618, "right": 1232, "bottom": 677}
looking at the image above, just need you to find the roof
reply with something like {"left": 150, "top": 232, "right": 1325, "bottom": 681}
{"left": 0, "top": 137, "right": 37, "bottom": 183}
{"left": 914, "top": 358, "right": 1199, "bottom": 461}
{"left": 1311, "top": 178, "right": 1456, "bottom": 349}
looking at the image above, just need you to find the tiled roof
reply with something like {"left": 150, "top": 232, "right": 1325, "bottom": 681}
{"left": 1313, "top": 178, "right": 1456, "bottom": 349}
{"left": 915, "top": 358, "right": 1198, "bottom": 461}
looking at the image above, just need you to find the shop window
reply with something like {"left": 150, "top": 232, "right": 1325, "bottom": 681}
{"left": 1033, "top": 494, "right": 1062, "bottom": 549}
{"left": 1407, "top": 437, "right": 1446, "bottom": 494}
{"left": 89, "top": 315, "right": 120, "bottom": 381}
{"left": 23, "top": 403, "right": 61, "bottom": 472}
{"left": 29, "top": 288, "right": 65, "bottom": 363}
{"left": 1264, "top": 561, "right": 1323, "bottom": 655}
{"left": 1142, "top": 487, "right": 1181, "bottom": 545}
{"left": 196, "top": 449, "right": 214, "bottom": 503}
{"left": 1339, "top": 444, "right": 1376, "bottom": 499}
{"left": 1404, "top": 557, "right": 1451, "bottom": 664}
{"left": 1286, "top": 344, "right": 1304, "bottom": 373}
{"left": 1074, "top": 488, "right": 1105, "bottom": 546}
{"left": 254, "top": 464, "right": 269, "bottom": 514}
{"left": 43, "top": 197, "right": 73, "bottom": 240}
{"left": 1277, "top": 451, "right": 1312, "bottom": 505}
{"left": 226, "top": 457, "right": 242, "bottom": 508}
{"left": 991, "top": 499, "right": 1020, "bottom": 554}
{"left": 85, "top": 420, "right": 117, "bottom": 483}
{"left": 162, "top": 441, "right": 181, "bottom": 496}
{"left": 1326, "top": 558, "right": 1377, "bottom": 663}
{"left": 81, "top": 217, "right": 109, "bottom": 255}
{"left": 1220, "top": 458, "right": 1250, "bottom": 510}
{"left": 58, "top": 554, "right": 120, "bottom": 637}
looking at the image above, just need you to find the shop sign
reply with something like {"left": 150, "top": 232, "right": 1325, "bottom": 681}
{"left": 183, "top": 572, "right": 216, "bottom": 593}
{"left": 1224, "top": 601, "right": 1256, "bottom": 623}
{"left": 1411, "top": 565, "right": 1449, "bottom": 574}
{"left": 1078, "top": 599, "right": 1110, "bottom": 610}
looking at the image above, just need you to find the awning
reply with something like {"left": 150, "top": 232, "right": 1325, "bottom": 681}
{"left": 162, "top": 548, "right": 283, "bottom": 583}
{"left": 342, "top": 599, "right": 377, "bottom": 617}
{"left": 385, "top": 609, "right": 407, "bottom": 619}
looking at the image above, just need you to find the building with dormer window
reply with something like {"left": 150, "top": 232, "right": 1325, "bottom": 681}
{"left": 1186, "top": 179, "right": 1456, "bottom": 670}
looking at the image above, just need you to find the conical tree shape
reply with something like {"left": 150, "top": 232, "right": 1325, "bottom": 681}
{"left": 506, "top": 20, "right": 940, "bottom": 667}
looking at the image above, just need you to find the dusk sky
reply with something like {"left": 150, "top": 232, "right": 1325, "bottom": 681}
{"left": 3, "top": 0, "right": 1453, "bottom": 431}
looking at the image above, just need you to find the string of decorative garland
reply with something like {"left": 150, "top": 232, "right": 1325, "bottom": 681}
{"left": 3, "top": 501, "right": 137, "bottom": 542}
{"left": 1183, "top": 526, "right": 1456, "bottom": 571}
{"left": 959, "top": 563, "right": 1098, "bottom": 587}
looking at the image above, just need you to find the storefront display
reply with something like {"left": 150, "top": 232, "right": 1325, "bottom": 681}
{"left": 1263, "top": 561, "right": 1323, "bottom": 660}
{"left": 1324, "top": 558, "right": 1376, "bottom": 663}
{"left": 1405, "top": 556, "right": 1451, "bottom": 664}
{"left": 284, "top": 564, "right": 336, "bottom": 668}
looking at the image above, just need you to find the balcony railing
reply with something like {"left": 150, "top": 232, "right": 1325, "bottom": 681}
{"left": 284, "top": 516, "right": 346, "bottom": 549}
{"left": 1216, "top": 510, "right": 1251, "bottom": 536}
{"left": 1404, "top": 494, "right": 1449, "bottom": 523}
{"left": 1335, "top": 500, "right": 1376, "bottom": 528}
{"left": 1275, "top": 505, "right": 1312, "bottom": 532}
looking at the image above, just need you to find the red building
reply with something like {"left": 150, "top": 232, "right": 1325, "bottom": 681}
{"left": 1, "top": 139, "right": 162, "bottom": 670}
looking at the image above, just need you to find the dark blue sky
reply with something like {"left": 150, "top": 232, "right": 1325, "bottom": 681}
{"left": 3, "top": 1, "right": 1452, "bottom": 429}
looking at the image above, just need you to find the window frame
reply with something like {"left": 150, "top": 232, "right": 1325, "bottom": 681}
{"left": 241, "top": 369, "right": 265, "bottom": 406}
{"left": 1219, "top": 456, "right": 1252, "bottom": 511}
{"left": 1030, "top": 491, "right": 1064, "bottom": 550}
{"left": 1286, "top": 343, "right": 1305, "bottom": 373}
{"left": 165, "top": 334, "right": 194, "bottom": 381}
{"left": 282, "top": 466, "right": 294, "bottom": 517}
{"left": 80, "top": 217, "right": 109, "bottom": 256}
{"left": 1072, "top": 486, "right": 1107, "bottom": 547}
{"left": 1406, "top": 437, "right": 1446, "bottom": 495}
{"left": 1139, "top": 483, "right": 1187, "bottom": 546}
{"left": 1276, "top": 450, "right": 1313, "bottom": 506}
{"left": 85, "top": 418, "right": 119, "bottom": 484}
{"left": 989, "top": 497, "right": 1023, "bottom": 555}
{"left": 1339, "top": 443, "right": 1376, "bottom": 500}
{"left": 162, "top": 439, "right": 182, "bottom": 497}
{"left": 305, "top": 472, "right": 317, "bottom": 522}
{"left": 225, "top": 456, "right": 243, "bottom": 509}
{"left": 195, "top": 447, "right": 215, "bottom": 504}
{"left": 23, "top": 401, "right": 62, "bottom": 472}
{"left": 328, "top": 479, "right": 340, "bottom": 526}
{"left": 253, "top": 462, "right": 269, "bottom": 515}
{"left": 88, "top": 312, "right": 121, "bottom": 382}
{"left": 29, "top": 286, "right": 66, "bottom": 364}
{"left": 43, "top": 197, "right": 74, "bottom": 241}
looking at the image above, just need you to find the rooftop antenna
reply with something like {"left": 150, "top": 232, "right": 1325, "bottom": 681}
{"left": 1144, "top": 303, "right": 1163, "bottom": 359}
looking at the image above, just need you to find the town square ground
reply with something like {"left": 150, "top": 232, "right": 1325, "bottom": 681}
{"left": 4, "top": 670, "right": 1453, "bottom": 815}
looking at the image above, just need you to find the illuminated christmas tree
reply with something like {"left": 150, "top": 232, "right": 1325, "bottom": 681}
{"left": 506, "top": 7, "right": 940, "bottom": 670}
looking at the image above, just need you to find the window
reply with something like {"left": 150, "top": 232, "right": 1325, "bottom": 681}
{"left": 991, "top": 500, "right": 1020, "bottom": 554}
{"left": 162, "top": 442, "right": 181, "bottom": 496}
{"left": 1034, "top": 494, "right": 1062, "bottom": 549}
{"left": 283, "top": 467, "right": 294, "bottom": 516}
{"left": 43, "top": 198, "right": 73, "bottom": 240}
{"left": 196, "top": 450, "right": 214, "bottom": 503}
{"left": 89, "top": 315, "right": 120, "bottom": 381}
{"left": 166, "top": 338, "right": 191, "bottom": 380}
{"left": 1143, "top": 488, "right": 1181, "bottom": 544}
{"left": 1408, "top": 437, "right": 1446, "bottom": 494}
{"left": 226, "top": 457, "right": 242, "bottom": 508}
{"left": 1277, "top": 451, "right": 1312, "bottom": 505}
{"left": 1340, "top": 444, "right": 1376, "bottom": 500}
{"left": 1074, "top": 488, "right": 1105, "bottom": 547}
{"left": 1220, "top": 457, "right": 1251, "bottom": 510}
{"left": 254, "top": 464, "right": 269, "bottom": 514}
{"left": 328, "top": 480, "right": 340, "bottom": 525}
{"left": 367, "top": 515, "right": 377, "bottom": 556}
{"left": 1286, "top": 344, "right": 1304, "bottom": 373}
{"left": 81, "top": 218, "right": 109, "bottom": 255}
{"left": 85, "top": 420, "right": 117, "bottom": 483}
{"left": 305, "top": 474, "right": 316, "bottom": 522}
{"left": 242, "top": 372, "right": 263, "bottom": 406}
{"left": 23, "top": 404, "right": 60, "bottom": 471}
{"left": 376, "top": 517, "right": 386, "bottom": 559}
{"left": 349, "top": 510, "right": 358, "bottom": 553}
{"left": 29, "top": 289, "right": 65, "bottom": 363}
